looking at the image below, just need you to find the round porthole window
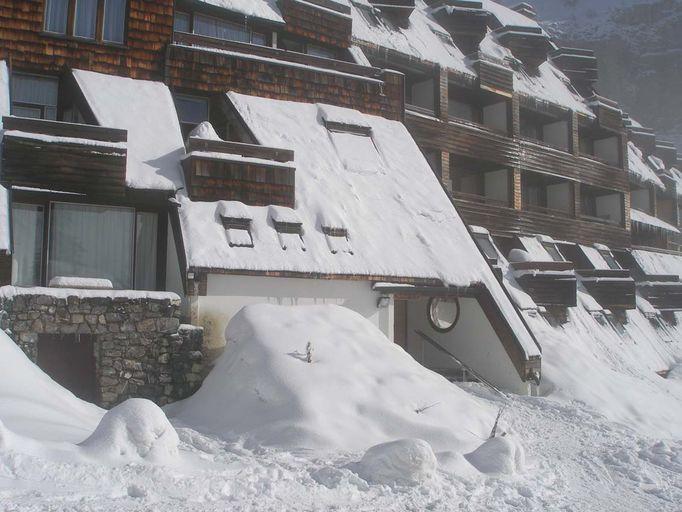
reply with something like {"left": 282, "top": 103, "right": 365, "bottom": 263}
{"left": 427, "top": 297, "right": 460, "bottom": 333}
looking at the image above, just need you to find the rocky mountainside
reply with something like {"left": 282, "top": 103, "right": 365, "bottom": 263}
{"left": 500, "top": 0, "right": 682, "bottom": 149}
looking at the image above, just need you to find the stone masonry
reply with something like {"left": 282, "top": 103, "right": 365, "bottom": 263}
{"left": 0, "top": 287, "right": 204, "bottom": 408}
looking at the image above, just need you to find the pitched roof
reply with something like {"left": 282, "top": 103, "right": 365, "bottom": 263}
{"left": 73, "top": 70, "right": 186, "bottom": 192}
{"left": 179, "top": 93, "right": 539, "bottom": 356}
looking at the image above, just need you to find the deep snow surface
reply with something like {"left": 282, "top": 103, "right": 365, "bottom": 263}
{"left": 1, "top": 305, "right": 681, "bottom": 511}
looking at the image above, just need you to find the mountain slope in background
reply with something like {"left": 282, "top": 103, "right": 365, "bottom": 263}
{"left": 500, "top": 0, "right": 682, "bottom": 148}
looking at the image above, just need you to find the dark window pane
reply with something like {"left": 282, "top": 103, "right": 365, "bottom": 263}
{"left": 174, "top": 95, "right": 209, "bottom": 125}
{"left": 542, "top": 242, "right": 564, "bottom": 262}
{"left": 600, "top": 250, "right": 621, "bottom": 270}
{"left": 307, "top": 44, "right": 334, "bottom": 59}
{"left": 174, "top": 11, "right": 191, "bottom": 32}
{"left": 74, "top": 0, "right": 98, "bottom": 39}
{"left": 11, "top": 203, "right": 44, "bottom": 286}
{"left": 134, "top": 212, "right": 158, "bottom": 290}
{"left": 474, "top": 234, "right": 498, "bottom": 261}
{"left": 11, "top": 74, "right": 59, "bottom": 120}
{"left": 44, "top": 0, "right": 69, "bottom": 34}
{"left": 251, "top": 31, "right": 267, "bottom": 46}
{"left": 103, "top": 0, "right": 127, "bottom": 43}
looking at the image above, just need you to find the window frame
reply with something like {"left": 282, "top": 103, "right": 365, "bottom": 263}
{"left": 10, "top": 72, "right": 60, "bottom": 121}
{"left": 176, "top": 10, "right": 269, "bottom": 47}
{"left": 42, "top": 0, "right": 129, "bottom": 46}
{"left": 10, "top": 191, "right": 167, "bottom": 291}
{"left": 173, "top": 93, "right": 210, "bottom": 139}
{"left": 542, "top": 242, "right": 565, "bottom": 262}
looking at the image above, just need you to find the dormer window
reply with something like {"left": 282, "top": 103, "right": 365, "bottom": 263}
{"left": 218, "top": 201, "right": 253, "bottom": 248}
{"left": 473, "top": 233, "right": 499, "bottom": 263}
{"left": 270, "top": 206, "right": 305, "bottom": 251}
{"left": 322, "top": 226, "right": 353, "bottom": 255}
{"left": 11, "top": 73, "right": 59, "bottom": 120}
{"left": 598, "top": 249, "right": 621, "bottom": 270}
{"left": 542, "top": 242, "right": 565, "bottom": 262}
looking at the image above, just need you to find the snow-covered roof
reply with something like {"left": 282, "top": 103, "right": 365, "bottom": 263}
{"left": 663, "top": 168, "right": 682, "bottom": 197}
{"left": 580, "top": 245, "right": 610, "bottom": 270}
{"left": 72, "top": 70, "right": 185, "bottom": 192}
{"left": 349, "top": 0, "right": 472, "bottom": 76}
{"left": 0, "top": 61, "right": 10, "bottom": 252}
{"left": 628, "top": 142, "right": 665, "bottom": 190}
{"left": 180, "top": 93, "right": 539, "bottom": 357}
{"left": 481, "top": 0, "right": 542, "bottom": 30}
{"left": 196, "top": 0, "right": 284, "bottom": 23}
{"left": 631, "top": 249, "right": 682, "bottom": 279}
{"left": 630, "top": 209, "right": 680, "bottom": 234}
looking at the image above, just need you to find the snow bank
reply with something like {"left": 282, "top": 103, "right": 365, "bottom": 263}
{"left": 189, "top": 121, "right": 221, "bottom": 141}
{"left": 525, "top": 307, "right": 682, "bottom": 438}
{"left": 168, "top": 304, "right": 496, "bottom": 453}
{"left": 80, "top": 399, "right": 179, "bottom": 464}
{"left": 352, "top": 439, "right": 438, "bottom": 486}
{"left": 465, "top": 435, "right": 525, "bottom": 475}
{"left": 0, "top": 330, "right": 103, "bottom": 443}
{"left": 197, "top": 0, "right": 283, "bottom": 23}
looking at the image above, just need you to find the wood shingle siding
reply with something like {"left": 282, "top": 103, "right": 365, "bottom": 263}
{"left": 1, "top": 116, "right": 127, "bottom": 196}
{"left": 0, "top": 0, "right": 174, "bottom": 79}
{"left": 165, "top": 37, "right": 404, "bottom": 120}
{"left": 280, "top": 0, "right": 352, "bottom": 48}
{"left": 182, "top": 155, "right": 295, "bottom": 207}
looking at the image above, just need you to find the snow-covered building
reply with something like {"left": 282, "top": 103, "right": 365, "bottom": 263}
{"left": 0, "top": 0, "right": 680, "bottom": 406}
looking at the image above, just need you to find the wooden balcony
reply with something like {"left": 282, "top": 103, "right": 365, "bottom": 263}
{"left": 510, "top": 261, "right": 577, "bottom": 307}
{"left": 1, "top": 116, "right": 127, "bottom": 196}
{"left": 519, "top": 139, "right": 628, "bottom": 192}
{"left": 406, "top": 111, "right": 518, "bottom": 168}
{"left": 453, "top": 192, "right": 631, "bottom": 249}
{"left": 407, "top": 112, "right": 628, "bottom": 192}
{"left": 577, "top": 269, "right": 636, "bottom": 310}
{"left": 638, "top": 280, "right": 682, "bottom": 312}
{"left": 182, "top": 137, "right": 295, "bottom": 207}
{"left": 166, "top": 32, "right": 404, "bottom": 121}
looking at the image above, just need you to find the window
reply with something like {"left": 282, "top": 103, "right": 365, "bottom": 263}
{"left": 474, "top": 234, "right": 499, "bottom": 262}
{"left": 307, "top": 44, "right": 335, "bottom": 59}
{"left": 43, "top": 0, "right": 127, "bottom": 44}
{"left": 221, "top": 217, "right": 254, "bottom": 248}
{"left": 44, "top": 0, "right": 69, "bottom": 34}
{"left": 174, "top": 11, "right": 191, "bottom": 32}
{"left": 11, "top": 204, "right": 44, "bottom": 286}
{"left": 322, "top": 226, "right": 353, "bottom": 255}
{"left": 174, "top": 94, "right": 209, "bottom": 139}
{"left": 11, "top": 74, "right": 59, "bottom": 120}
{"left": 134, "top": 211, "right": 158, "bottom": 289}
{"left": 427, "top": 297, "right": 460, "bottom": 333}
{"left": 74, "top": 0, "right": 98, "bottom": 39}
{"left": 599, "top": 250, "right": 621, "bottom": 270}
{"left": 48, "top": 203, "right": 135, "bottom": 289}
{"left": 329, "top": 131, "right": 384, "bottom": 175}
{"left": 542, "top": 242, "right": 565, "bottom": 262}
{"left": 103, "top": 0, "right": 126, "bottom": 43}
{"left": 194, "top": 14, "right": 249, "bottom": 43}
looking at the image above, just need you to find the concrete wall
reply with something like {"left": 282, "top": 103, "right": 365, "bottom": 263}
{"left": 547, "top": 182, "right": 572, "bottom": 213}
{"left": 596, "top": 193, "right": 624, "bottom": 224}
{"left": 594, "top": 137, "right": 621, "bottom": 166}
{"left": 484, "top": 169, "right": 510, "bottom": 203}
{"left": 196, "top": 275, "right": 392, "bottom": 359}
{"left": 404, "top": 297, "right": 528, "bottom": 394}
{"left": 543, "top": 120, "right": 570, "bottom": 151}
{"left": 483, "top": 102, "right": 508, "bottom": 133}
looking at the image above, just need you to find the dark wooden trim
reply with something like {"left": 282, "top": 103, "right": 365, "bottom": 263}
{"left": 2, "top": 116, "right": 127, "bottom": 142}
{"left": 187, "top": 138, "right": 294, "bottom": 163}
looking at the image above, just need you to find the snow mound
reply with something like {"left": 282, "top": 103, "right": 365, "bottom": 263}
{"left": 0, "top": 329, "right": 103, "bottom": 443}
{"left": 167, "top": 304, "right": 495, "bottom": 452}
{"left": 80, "top": 399, "right": 179, "bottom": 463}
{"left": 189, "top": 121, "right": 221, "bottom": 141}
{"left": 465, "top": 435, "right": 525, "bottom": 475}
{"left": 352, "top": 439, "right": 438, "bottom": 486}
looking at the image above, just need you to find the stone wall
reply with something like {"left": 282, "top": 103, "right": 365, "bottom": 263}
{"left": 0, "top": 287, "right": 204, "bottom": 408}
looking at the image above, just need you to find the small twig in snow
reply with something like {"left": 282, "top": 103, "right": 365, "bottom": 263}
{"left": 306, "top": 342, "right": 313, "bottom": 363}
{"left": 489, "top": 405, "right": 506, "bottom": 439}
{"left": 415, "top": 402, "right": 440, "bottom": 414}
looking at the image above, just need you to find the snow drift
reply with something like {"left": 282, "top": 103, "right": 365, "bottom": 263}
{"left": 80, "top": 399, "right": 179, "bottom": 464}
{"left": 465, "top": 435, "right": 525, "bottom": 475}
{"left": 352, "top": 439, "right": 438, "bottom": 486}
{"left": 167, "top": 304, "right": 496, "bottom": 453}
{"left": 0, "top": 329, "right": 103, "bottom": 443}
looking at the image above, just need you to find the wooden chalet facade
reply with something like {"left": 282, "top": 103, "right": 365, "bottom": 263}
{"left": 0, "top": 0, "right": 681, "bottom": 402}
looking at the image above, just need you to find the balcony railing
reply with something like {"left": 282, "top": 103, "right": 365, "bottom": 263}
{"left": 1, "top": 116, "right": 127, "bottom": 196}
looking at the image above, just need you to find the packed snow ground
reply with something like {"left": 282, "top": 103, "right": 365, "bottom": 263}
{"left": 1, "top": 304, "right": 682, "bottom": 511}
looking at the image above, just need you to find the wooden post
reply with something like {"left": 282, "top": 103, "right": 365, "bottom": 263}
{"left": 436, "top": 65, "right": 449, "bottom": 122}
{"left": 440, "top": 151, "right": 452, "bottom": 192}
{"left": 569, "top": 111, "right": 580, "bottom": 156}
{"left": 624, "top": 191, "right": 631, "bottom": 231}
{"left": 573, "top": 182, "right": 581, "bottom": 218}
{"left": 513, "top": 168, "right": 522, "bottom": 210}
{"left": 511, "top": 93, "right": 521, "bottom": 137}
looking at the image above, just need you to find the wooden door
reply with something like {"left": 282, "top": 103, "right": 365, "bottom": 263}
{"left": 37, "top": 334, "right": 97, "bottom": 403}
